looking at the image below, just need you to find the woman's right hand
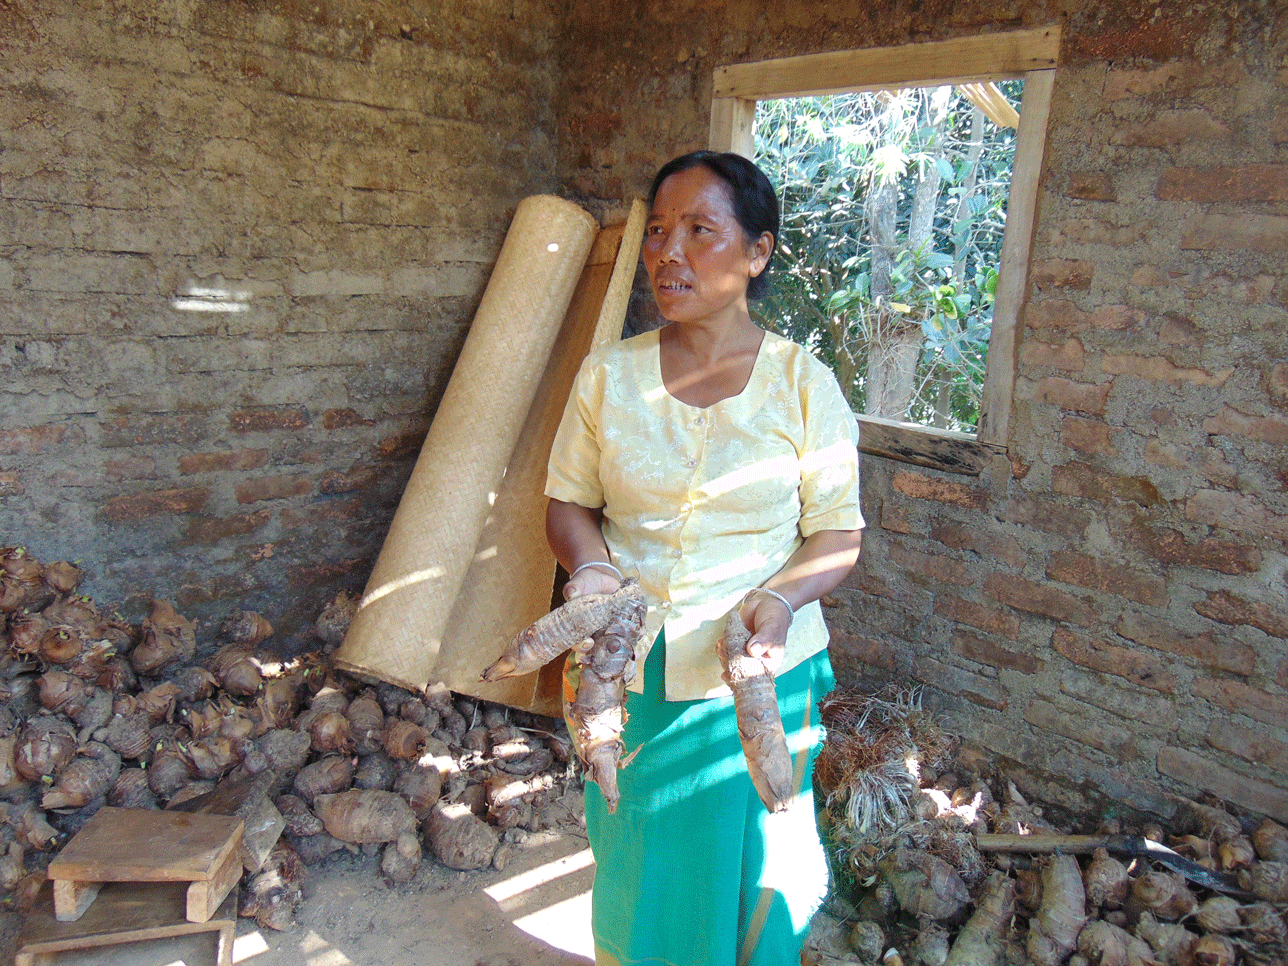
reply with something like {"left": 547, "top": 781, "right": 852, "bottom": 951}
{"left": 563, "top": 563, "right": 622, "bottom": 600}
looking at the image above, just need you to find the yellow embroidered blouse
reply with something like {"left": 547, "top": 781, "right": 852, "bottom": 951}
{"left": 545, "top": 328, "right": 864, "bottom": 701}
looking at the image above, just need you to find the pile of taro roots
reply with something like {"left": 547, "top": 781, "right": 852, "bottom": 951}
{"left": 807, "top": 687, "right": 1288, "bottom": 966}
{"left": 0, "top": 547, "right": 582, "bottom": 931}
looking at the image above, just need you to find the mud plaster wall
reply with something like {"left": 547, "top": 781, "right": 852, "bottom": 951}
{"left": 558, "top": 0, "right": 1288, "bottom": 822}
{"left": 0, "top": 1, "right": 560, "bottom": 640}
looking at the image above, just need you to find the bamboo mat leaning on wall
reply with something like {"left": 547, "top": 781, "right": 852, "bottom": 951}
{"left": 336, "top": 197, "right": 646, "bottom": 715}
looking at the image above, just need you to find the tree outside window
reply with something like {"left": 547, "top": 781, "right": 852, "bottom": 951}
{"left": 709, "top": 28, "right": 1059, "bottom": 474}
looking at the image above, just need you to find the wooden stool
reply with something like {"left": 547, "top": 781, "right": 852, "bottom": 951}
{"left": 46, "top": 807, "right": 244, "bottom": 924}
{"left": 16, "top": 880, "right": 235, "bottom": 966}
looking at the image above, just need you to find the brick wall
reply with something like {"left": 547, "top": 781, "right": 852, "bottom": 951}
{"left": 0, "top": 0, "right": 560, "bottom": 640}
{"left": 558, "top": 0, "right": 1288, "bottom": 821}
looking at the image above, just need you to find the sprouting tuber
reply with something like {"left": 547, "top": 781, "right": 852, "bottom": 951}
{"left": 482, "top": 580, "right": 644, "bottom": 682}
{"left": 313, "top": 789, "right": 416, "bottom": 844}
{"left": 1027, "top": 854, "right": 1087, "bottom": 966}
{"left": 484, "top": 580, "right": 646, "bottom": 813}
{"left": 721, "top": 609, "right": 793, "bottom": 813}
{"left": 943, "top": 872, "right": 1015, "bottom": 966}
{"left": 1075, "top": 920, "right": 1155, "bottom": 966}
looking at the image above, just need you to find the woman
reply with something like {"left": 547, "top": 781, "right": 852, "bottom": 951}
{"left": 545, "top": 151, "right": 864, "bottom": 966}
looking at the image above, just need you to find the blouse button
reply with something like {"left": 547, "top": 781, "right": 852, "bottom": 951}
{"left": 671, "top": 549, "right": 682, "bottom": 558}
{"left": 686, "top": 459, "right": 696, "bottom": 468}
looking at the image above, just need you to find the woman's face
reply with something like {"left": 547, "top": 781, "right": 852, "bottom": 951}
{"left": 643, "top": 165, "right": 771, "bottom": 327}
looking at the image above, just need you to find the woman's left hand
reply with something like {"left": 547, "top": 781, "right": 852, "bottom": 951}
{"left": 734, "top": 592, "right": 791, "bottom": 673}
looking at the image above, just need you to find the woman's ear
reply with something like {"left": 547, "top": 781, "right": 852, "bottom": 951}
{"left": 749, "top": 231, "right": 773, "bottom": 277}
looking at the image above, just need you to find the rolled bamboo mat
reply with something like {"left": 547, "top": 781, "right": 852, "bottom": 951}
{"left": 434, "top": 199, "right": 647, "bottom": 714}
{"left": 335, "top": 196, "right": 599, "bottom": 693}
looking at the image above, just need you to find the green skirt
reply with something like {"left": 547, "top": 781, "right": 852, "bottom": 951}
{"left": 573, "top": 632, "right": 834, "bottom": 966}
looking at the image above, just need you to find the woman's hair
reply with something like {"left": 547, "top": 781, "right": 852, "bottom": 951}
{"left": 647, "top": 151, "right": 779, "bottom": 300}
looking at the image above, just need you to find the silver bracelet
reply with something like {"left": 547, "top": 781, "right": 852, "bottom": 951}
{"left": 571, "top": 560, "right": 623, "bottom": 581}
{"left": 741, "top": 587, "right": 794, "bottom": 624}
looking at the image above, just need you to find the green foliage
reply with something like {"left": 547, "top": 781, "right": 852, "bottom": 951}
{"left": 754, "top": 82, "right": 1020, "bottom": 431}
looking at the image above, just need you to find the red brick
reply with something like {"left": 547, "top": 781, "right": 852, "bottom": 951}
{"left": 879, "top": 503, "right": 911, "bottom": 534}
{"left": 1024, "top": 299, "right": 1091, "bottom": 332}
{"left": 951, "top": 629, "right": 1043, "bottom": 675}
{"left": 1104, "top": 61, "right": 1244, "bottom": 99}
{"left": 1144, "top": 440, "right": 1238, "bottom": 489}
{"left": 1067, "top": 172, "right": 1115, "bottom": 201}
{"left": 1020, "top": 337, "right": 1085, "bottom": 371}
{"left": 1207, "top": 719, "right": 1288, "bottom": 775}
{"left": 1157, "top": 165, "right": 1288, "bottom": 203}
{"left": 1019, "top": 376, "right": 1110, "bottom": 415}
{"left": 1203, "top": 405, "right": 1288, "bottom": 446}
{"left": 179, "top": 449, "right": 270, "bottom": 475}
{"left": 1194, "top": 677, "right": 1288, "bottom": 729}
{"left": 888, "top": 541, "right": 972, "bottom": 587}
{"left": 891, "top": 470, "right": 987, "bottom": 510}
{"left": 914, "top": 655, "right": 1005, "bottom": 710}
{"left": 934, "top": 594, "right": 1022, "bottom": 640}
{"left": 1032, "top": 259, "right": 1094, "bottom": 291}
{"left": 286, "top": 561, "right": 354, "bottom": 587}
{"left": 103, "top": 456, "right": 157, "bottom": 483}
{"left": 0, "top": 424, "right": 67, "bottom": 455}
{"left": 1060, "top": 416, "right": 1117, "bottom": 457}
{"left": 1195, "top": 590, "right": 1288, "bottom": 639}
{"left": 1129, "top": 265, "right": 1170, "bottom": 289}
{"left": 1187, "top": 489, "right": 1288, "bottom": 542}
{"left": 320, "top": 465, "right": 381, "bottom": 495}
{"left": 1111, "top": 110, "right": 1230, "bottom": 147}
{"left": 230, "top": 407, "right": 309, "bottom": 433}
{"left": 1159, "top": 313, "right": 1200, "bottom": 345}
{"left": 182, "top": 510, "right": 273, "bottom": 545}
{"left": 1025, "top": 698, "right": 1138, "bottom": 761}
{"left": 1270, "top": 364, "right": 1288, "bottom": 405}
{"left": 1135, "top": 527, "right": 1261, "bottom": 575}
{"left": 1060, "top": 671, "right": 1178, "bottom": 730}
{"left": 0, "top": 471, "right": 23, "bottom": 496}
{"left": 1052, "top": 626, "right": 1176, "bottom": 693}
{"left": 1091, "top": 306, "right": 1147, "bottom": 331}
{"left": 1046, "top": 551, "right": 1167, "bottom": 607}
{"left": 1101, "top": 354, "right": 1234, "bottom": 388}
{"left": 1000, "top": 493, "right": 1092, "bottom": 538}
{"left": 1052, "top": 462, "right": 1161, "bottom": 507}
{"left": 1181, "top": 213, "right": 1288, "bottom": 252}
{"left": 985, "top": 574, "right": 1097, "bottom": 627}
{"left": 1048, "top": 219, "right": 1149, "bottom": 247}
{"left": 279, "top": 497, "right": 364, "bottom": 530}
{"left": 323, "top": 408, "right": 375, "bottom": 430}
{"left": 929, "top": 519, "right": 1026, "bottom": 570}
{"left": 1115, "top": 611, "right": 1254, "bottom": 675}
{"left": 235, "top": 474, "right": 312, "bottom": 504}
{"left": 104, "top": 487, "right": 209, "bottom": 521}
{"left": 102, "top": 414, "right": 203, "bottom": 447}
{"left": 828, "top": 628, "right": 897, "bottom": 673}
{"left": 377, "top": 427, "right": 427, "bottom": 459}
{"left": 1157, "top": 747, "right": 1288, "bottom": 823}
{"left": 1275, "top": 106, "right": 1288, "bottom": 145}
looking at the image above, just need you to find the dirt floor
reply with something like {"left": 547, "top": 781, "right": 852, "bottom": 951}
{"left": 231, "top": 826, "right": 598, "bottom": 966}
{"left": 1, "top": 816, "right": 853, "bottom": 966}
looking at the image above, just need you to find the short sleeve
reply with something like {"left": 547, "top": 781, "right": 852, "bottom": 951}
{"left": 797, "top": 368, "right": 864, "bottom": 536}
{"left": 545, "top": 354, "right": 607, "bottom": 509}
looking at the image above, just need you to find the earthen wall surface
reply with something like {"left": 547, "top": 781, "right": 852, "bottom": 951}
{"left": 558, "top": 0, "right": 1288, "bottom": 820}
{"left": 0, "top": 0, "right": 560, "bottom": 638}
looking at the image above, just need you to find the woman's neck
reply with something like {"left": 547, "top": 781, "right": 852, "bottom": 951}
{"left": 658, "top": 319, "right": 765, "bottom": 409}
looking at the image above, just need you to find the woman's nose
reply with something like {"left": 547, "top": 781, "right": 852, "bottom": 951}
{"left": 657, "top": 227, "right": 683, "bottom": 263}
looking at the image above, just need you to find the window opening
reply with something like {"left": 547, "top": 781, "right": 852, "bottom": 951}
{"left": 709, "top": 28, "right": 1059, "bottom": 475}
{"left": 754, "top": 82, "right": 1021, "bottom": 434}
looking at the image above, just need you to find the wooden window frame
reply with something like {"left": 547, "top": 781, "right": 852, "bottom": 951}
{"left": 709, "top": 28, "right": 1060, "bottom": 475}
